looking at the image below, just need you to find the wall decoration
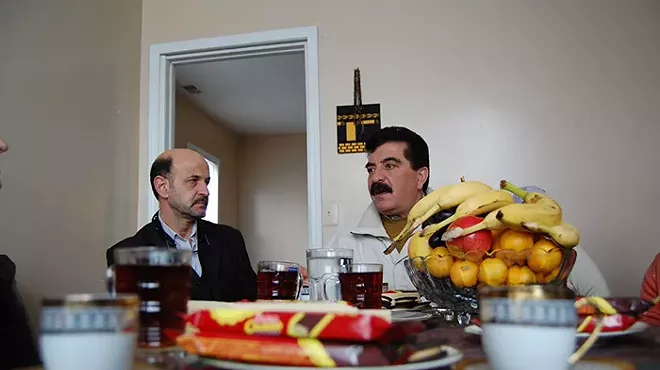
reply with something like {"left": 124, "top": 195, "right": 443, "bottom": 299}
{"left": 336, "top": 68, "right": 381, "bottom": 154}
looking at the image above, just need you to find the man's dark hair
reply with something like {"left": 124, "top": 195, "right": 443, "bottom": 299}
{"left": 365, "top": 126, "right": 430, "bottom": 191}
{"left": 149, "top": 156, "right": 173, "bottom": 200}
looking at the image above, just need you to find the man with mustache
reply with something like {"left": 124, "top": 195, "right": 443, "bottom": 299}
{"left": 327, "top": 126, "right": 431, "bottom": 291}
{"left": 107, "top": 148, "right": 257, "bottom": 301}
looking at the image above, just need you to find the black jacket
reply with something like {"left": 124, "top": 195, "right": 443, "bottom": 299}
{"left": 0, "top": 255, "right": 41, "bottom": 369}
{"left": 106, "top": 214, "right": 257, "bottom": 302}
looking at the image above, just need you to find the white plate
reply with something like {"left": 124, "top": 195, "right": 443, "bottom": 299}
{"left": 199, "top": 345, "right": 463, "bottom": 370}
{"left": 464, "top": 320, "right": 649, "bottom": 338}
{"left": 391, "top": 310, "right": 433, "bottom": 323}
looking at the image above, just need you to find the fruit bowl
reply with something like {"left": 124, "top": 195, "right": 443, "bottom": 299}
{"left": 396, "top": 180, "right": 582, "bottom": 325}
{"left": 405, "top": 239, "right": 577, "bottom": 324}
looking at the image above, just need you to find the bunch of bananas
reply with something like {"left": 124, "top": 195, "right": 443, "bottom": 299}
{"left": 388, "top": 179, "right": 580, "bottom": 255}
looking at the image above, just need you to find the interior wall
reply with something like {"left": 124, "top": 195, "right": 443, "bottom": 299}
{"left": 174, "top": 91, "right": 239, "bottom": 227}
{"left": 237, "top": 134, "right": 308, "bottom": 268}
{"left": 141, "top": 0, "right": 660, "bottom": 295}
{"left": 0, "top": 0, "right": 142, "bottom": 323}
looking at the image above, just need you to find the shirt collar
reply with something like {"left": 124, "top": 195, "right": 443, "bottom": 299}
{"left": 158, "top": 212, "right": 197, "bottom": 241}
{"left": 350, "top": 186, "right": 434, "bottom": 239}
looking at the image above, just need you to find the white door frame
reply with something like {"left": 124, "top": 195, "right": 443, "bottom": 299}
{"left": 139, "top": 26, "right": 323, "bottom": 249}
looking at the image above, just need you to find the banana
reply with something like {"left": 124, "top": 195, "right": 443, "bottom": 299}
{"left": 420, "top": 189, "right": 515, "bottom": 238}
{"left": 494, "top": 203, "right": 562, "bottom": 229}
{"left": 440, "top": 209, "right": 511, "bottom": 241}
{"left": 384, "top": 180, "right": 492, "bottom": 255}
{"left": 501, "top": 180, "right": 563, "bottom": 214}
{"left": 521, "top": 221, "right": 580, "bottom": 248}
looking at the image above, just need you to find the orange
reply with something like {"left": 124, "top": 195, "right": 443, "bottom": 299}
{"left": 478, "top": 258, "right": 509, "bottom": 287}
{"left": 545, "top": 267, "right": 560, "bottom": 283}
{"left": 527, "top": 239, "right": 563, "bottom": 274}
{"left": 497, "top": 230, "right": 534, "bottom": 253}
{"left": 491, "top": 228, "right": 506, "bottom": 239}
{"left": 535, "top": 272, "right": 545, "bottom": 283}
{"left": 450, "top": 260, "right": 479, "bottom": 288}
{"left": 507, "top": 265, "right": 537, "bottom": 286}
{"left": 426, "top": 247, "right": 454, "bottom": 278}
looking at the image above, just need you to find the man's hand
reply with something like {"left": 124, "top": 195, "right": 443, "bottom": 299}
{"left": 300, "top": 265, "right": 309, "bottom": 285}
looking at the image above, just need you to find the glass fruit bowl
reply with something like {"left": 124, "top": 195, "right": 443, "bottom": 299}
{"left": 404, "top": 233, "right": 578, "bottom": 325}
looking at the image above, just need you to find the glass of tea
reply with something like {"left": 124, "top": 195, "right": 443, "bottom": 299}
{"left": 108, "top": 247, "right": 192, "bottom": 348}
{"left": 338, "top": 263, "right": 383, "bottom": 309}
{"left": 257, "top": 261, "right": 303, "bottom": 300}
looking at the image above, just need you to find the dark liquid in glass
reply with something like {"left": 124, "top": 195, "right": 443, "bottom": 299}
{"left": 257, "top": 271, "right": 299, "bottom": 300}
{"left": 339, "top": 271, "right": 383, "bottom": 309}
{"left": 115, "top": 265, "right": 190, "bottom": 347}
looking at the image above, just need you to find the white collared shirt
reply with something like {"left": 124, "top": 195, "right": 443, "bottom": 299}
{"left": 158, "top": 213, "right": 203, "bottom": 277}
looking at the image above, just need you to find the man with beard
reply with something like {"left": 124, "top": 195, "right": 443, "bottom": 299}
{"left": 107, "top": 148, "right": 257, "bottom": 302}
{"left": 326, "top": 127, "right": 431, "bottom": 291}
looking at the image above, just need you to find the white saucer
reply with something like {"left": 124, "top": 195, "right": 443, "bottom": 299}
{"left": 464, "top": 320, "right": 649, "bottom": 338}
{"left": 391, "top": 310, "right": 433, "bottom": 323}
{"left": 200, "top": 345, "right": 463, "bottom": 370}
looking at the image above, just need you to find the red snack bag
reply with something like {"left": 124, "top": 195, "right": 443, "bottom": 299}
{"left": 186, "top": 309, "right": 392, "bottom": 342}
{"left": 177, "top": 323, "right": 449, "bottom": 367}
{"left": 577, "top": 314, "right": 637, "bottom": 333}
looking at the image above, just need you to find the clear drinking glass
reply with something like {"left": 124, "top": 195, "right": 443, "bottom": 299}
{"left": 108, "top": 247, "right": 192, "bottom": 348}
{"left": 39, "top": 293, "right": 139, "bottom": 370}
{"left": 305, "top": 248, "right": 353, "bottom": 301}
{"left": 338, "top": 263, "right": 384, "bottom": 309}
{"left": 257, "top": 261, "right": 304, "bottom": 300}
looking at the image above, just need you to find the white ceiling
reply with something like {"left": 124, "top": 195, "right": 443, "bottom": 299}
{"left": 174, "top": 52, "right": 306, "bottom": 135}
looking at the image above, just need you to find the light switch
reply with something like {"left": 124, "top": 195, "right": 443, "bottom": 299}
{"left": 323, "top": 202, "right": 339, "bottom": 226}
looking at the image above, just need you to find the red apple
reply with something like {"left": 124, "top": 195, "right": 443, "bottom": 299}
{"left": 446, "top": 216, "right": 494, "bottom": 255}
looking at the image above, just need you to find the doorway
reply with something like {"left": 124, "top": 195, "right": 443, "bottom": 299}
{"left": 139, "top": 27, "right": 322, "bottom": 254}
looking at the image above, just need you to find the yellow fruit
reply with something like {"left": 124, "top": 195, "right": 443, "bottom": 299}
{"left": 527, "top": 238, "right": 563, "bottom": 274}
{"left": 491, "top": 228, "right": 506, "bottom": 239}
{"left": 426, "top": 247, "right": 454, "bottom": 278}
{"left": 497, "top": 230, "right": 534, "bottom": 253}
{"left": 478, "top": 258, "right": 509, "bottom": 287}
{"left": 408, "top": 231, "right": 432, "bottom": 269}
{"left": 450, "top": 260, "right": 479, "bottom": 288}
{"left": 535, "top": 272, "right": 545, "bottom": 282}
{"left": 507, "top": 265, "right": 537, "bottom": 286}
{"left": 545, "top": 266, "right": 560, "bottom": 283}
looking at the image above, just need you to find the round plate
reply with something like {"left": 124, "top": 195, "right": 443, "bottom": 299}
{"left": 391, "top": 310, "right": 433, "bottom": 323}
{"left": 199, "top": 345, "right": 463, "bottom": 370}
{"left": 464, "top": 321, "right": 649, "bottom": 338}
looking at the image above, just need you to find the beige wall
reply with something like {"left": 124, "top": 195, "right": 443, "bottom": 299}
{"left": 141, "top": 0, "right": 660, "bottom": 295}
{"left": 237, "top": 134, "right": 308, "bottom": 268}
{"left": 174, "top": 91, "right": 240, "bottom": 227}
{"left": 0, "top": 0, "right": 142, "bottom": 322}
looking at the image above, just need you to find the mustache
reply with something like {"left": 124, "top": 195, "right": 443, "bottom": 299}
{"left": 193, "top": 196, "right": 208, "bottom": 206}
{"left": 370, "top": 182, "right": 392, "bottom": 196}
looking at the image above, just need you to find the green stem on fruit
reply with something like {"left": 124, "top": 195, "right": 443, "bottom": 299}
{"left": 500, "top": 180, "right": 528, "bottom": 199}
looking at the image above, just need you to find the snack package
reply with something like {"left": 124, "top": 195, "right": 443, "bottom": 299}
{"left": 177, "top": 322, "right": 448, "bottom": 367}
{"left": 576, "top": 314, "right": 637, "bottom": 333}
{"left": 186, "top": 309, "right": 392, "bottom": 342}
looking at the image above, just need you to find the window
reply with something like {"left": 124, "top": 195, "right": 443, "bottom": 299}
{"left": 187, "top": 143, "right": 220, "bottom": 224}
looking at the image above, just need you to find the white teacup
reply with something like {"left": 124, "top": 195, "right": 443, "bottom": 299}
{"left": 478, "top": 285, "right": 601, "bottom": 370}
{"left": 39, "top": 293, "right": 139, "bottom": 370}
